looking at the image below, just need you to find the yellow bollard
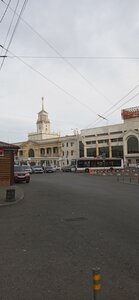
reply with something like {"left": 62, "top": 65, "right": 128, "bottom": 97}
{"left": 92, "top": 268, "right": 102, "bottom": 300}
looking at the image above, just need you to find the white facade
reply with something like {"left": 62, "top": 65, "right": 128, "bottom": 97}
{"left": 80, "top": 107, "right": 139, "bottom": 167}
{"left": 60, "top": 135, "right": 79, "bottom": 166}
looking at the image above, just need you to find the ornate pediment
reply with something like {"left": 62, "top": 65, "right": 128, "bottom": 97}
{"left": 20, "top": 140, "right": 39, "bottom": 148}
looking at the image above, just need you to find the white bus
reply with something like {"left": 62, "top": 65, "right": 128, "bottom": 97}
{"left": 71, "top": 157, "right": 124, "bottom": 172}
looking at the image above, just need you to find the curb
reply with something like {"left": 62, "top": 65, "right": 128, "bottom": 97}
{"left": 0, "top": 185, "right": 24, "bottom": 207}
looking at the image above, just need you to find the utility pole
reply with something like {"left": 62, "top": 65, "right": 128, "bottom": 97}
{"left": 71, "top": 128, "right": 80, "bottom": 162}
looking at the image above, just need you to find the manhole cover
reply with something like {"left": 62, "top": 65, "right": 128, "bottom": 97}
{"left": 63, "top": 217, "right": 88, "bottom": 222}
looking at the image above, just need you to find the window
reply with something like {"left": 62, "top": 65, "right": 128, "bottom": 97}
{"left": 79, "top": 141, "right": 84, "bottom": 158}
{"left": 97, "top": 133, "right": 108, "bottom": 136}
{"left": 127, "top": 136, "right": 139, "bottom": 153}
{"left": 111, "top": 138, "right": 123, "bottom": 142}
{"left": 40, "top": 148, "right": 45, "bottom": 155}
{"left": 99, "top": 147, "right": 109, "bottom": 157}
{"left": 28, "top": 149, "right": 34, "bottom": 157}
{"left": 111, "top": 146, "right": 123, "bottom": 157}
{"left": 0, "top": 150, "right": 4, "bottom": 156}
{"left": 47, "top": 148, "right": 51, "bottom": 154}
{"left": 53, "top": 147, "right": 58, "bottom": 154}
{"left": 66, "top": 143, "right": 68, "bottom": 147}
{"left": 87, "top": 148, "right": 96, "bottom": 157}
{"left": 110, "top": 131, "right": 122, "bottom": 134}
{"left": 71, "top": 142, "right": 74, "bottom": 147}
{"left": 86, "top": 141, "right": 96, "bottom": 145}
{"left": 85, "top": 135, "right": 95, "bottom": 138}
{"left": 86, "top": 141, "right": 91, "bottom": 145}
{"left": 98, "top": 139, "right": 108, "bottom": 144}
{"left": 71, "top": 150, "right": 74, "bottom": 156}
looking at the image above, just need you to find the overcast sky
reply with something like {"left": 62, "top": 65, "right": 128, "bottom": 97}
{"left": 0, "top": 0, "right": 139, "bottom": 143}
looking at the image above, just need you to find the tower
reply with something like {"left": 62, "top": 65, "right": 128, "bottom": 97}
{"left": 36, "top": 97, "right": 51, "bottom": 134}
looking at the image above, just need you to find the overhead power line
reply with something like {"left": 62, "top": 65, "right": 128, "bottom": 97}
{"left": 0, "top": 0, "right": 12, "bottom": 23}
{"left": 1, "top": 0, "right": 112, "bottom": 106}
{"left": 0, "top": 0, "right": 28, "bottom": 70}
{"left": 6, "top": 55, "right": 139, "bottom": 60}
{"left": 87, "top": 88, "right": 139, "bottom": 128}
{"left": 1, "top": 1, "right": 139, "bottom": 127}
{"left": 0, "top": 0, "right": 20, "bottom": 59}
{"left": 2, "top": 45, "right": 139, "bottom": 128}
{"left": 0, "top": 45, "right": 98, "bottom": 117}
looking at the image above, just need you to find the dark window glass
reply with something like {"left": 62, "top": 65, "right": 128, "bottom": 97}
{"left": 87, "top": 148, "right": 96, "bottom": 157}
{"left": 127, "top": 136, "right": 139, "bottom": 153}
{"left": 111, "top": 146, "right": 123, "bottom": 157}
{"left": 28, "top": 149, "right": 34, "bottom": 157}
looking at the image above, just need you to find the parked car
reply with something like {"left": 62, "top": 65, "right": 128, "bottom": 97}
{"left": 32, "top": 166, "right": 44, "bottom": 174}
{"left": 14, "top": 165, "right": 30, "bottom": 183}
{"left": 45, "top": 166, "right": 56, "bottom": 173}
{"left": 61, "top": 165, "right": 76, "bottom": 172}
{"left": 22, "top": 165, "right": 32, "bottom": 174}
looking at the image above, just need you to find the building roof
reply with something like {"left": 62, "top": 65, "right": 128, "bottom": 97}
{"left": 0, "top": 141, "right": 20, "bottom": 150}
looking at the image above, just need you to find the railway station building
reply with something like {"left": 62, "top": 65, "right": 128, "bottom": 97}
{"left": 15, "top": 101, "right": 139, "bottom": 168}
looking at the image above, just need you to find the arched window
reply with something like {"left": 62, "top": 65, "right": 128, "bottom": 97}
{"left": 127, "top": 136, "right": 139, "bottom": 153}
{"left": 40, "top": 148, "right": 45, "bottom": 156}
{"left": 28, "top": 148, "right": 35, "bottom": 157}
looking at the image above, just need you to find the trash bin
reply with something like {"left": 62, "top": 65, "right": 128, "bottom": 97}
{"left": 6, "top": 189, "right": 15, "bottom": 202}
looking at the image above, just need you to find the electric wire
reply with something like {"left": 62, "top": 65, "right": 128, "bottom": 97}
{"left": 0, "top": 0, "right": 20, "bottom": 57}
{"left": 1, "top": 43, "right": 139, "bottom": 129}
{"left": 1, "top": 1, "right": 139, "bottom": 128}
{"left": 87, "top": 91, "right": 139, "bottom": 129}
{"left": 0, "top": 0, "right": 28, "bottom": 70}
{"left": 6, "top": 55, "right": 139, "bottom": 60}
{"left": 105, "top": 92, "right": 139, "bottom": 119}
{"left": 0, "top": 0, "right": 12, "bottom": 23}
{"left": 0, "top": 45, "right": 99, "bottom": 116}
{"left": 1, "top": 0, "right": 112, "bottom": 105}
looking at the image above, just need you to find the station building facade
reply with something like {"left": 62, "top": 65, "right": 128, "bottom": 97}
{"left": 15, "top": 98, "right": 79, "bottom": 168}
{"left": 80, "top": 106, "right": 139, "bottom": 167}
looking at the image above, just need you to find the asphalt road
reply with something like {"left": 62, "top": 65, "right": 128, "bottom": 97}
{"left": 0, "top": 172, "right": 139, "bottom": 300}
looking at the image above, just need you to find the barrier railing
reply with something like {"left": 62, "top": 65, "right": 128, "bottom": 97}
{"left": 89, "top": 168, "right": 139, "bottom": 181}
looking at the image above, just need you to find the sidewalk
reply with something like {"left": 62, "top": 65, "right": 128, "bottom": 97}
{"left": 0, "top": 185, "right": 24, "bottom": 207}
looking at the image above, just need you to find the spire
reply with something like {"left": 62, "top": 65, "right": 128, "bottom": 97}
{"left": 42, "top": 97, "right": 44, "bottom": 111}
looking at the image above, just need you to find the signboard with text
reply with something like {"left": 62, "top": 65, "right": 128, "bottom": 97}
{"left": 121, "top": 106, "right": 139, "bottom": 120}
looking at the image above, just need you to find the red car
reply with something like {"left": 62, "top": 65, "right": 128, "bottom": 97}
{"left": 14, "top": 165, "right": 30, "bottom": 183}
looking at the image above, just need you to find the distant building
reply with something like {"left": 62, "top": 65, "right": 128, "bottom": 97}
{"left": 15, "top": 98, "right": 78, "bottom": 168}
{"left": 80, "top": 106, "right": 139, "bottom": 167}
{"left": 15, "top": 100, "right": 139, "bottom": 168}
{"left": 60, "top": 134, "right": 79, "bottom": 166}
